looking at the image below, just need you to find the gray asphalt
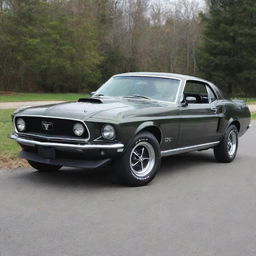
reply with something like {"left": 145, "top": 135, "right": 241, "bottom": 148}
{"left": 0, "top": 123, "right": 256, "bottom": 256}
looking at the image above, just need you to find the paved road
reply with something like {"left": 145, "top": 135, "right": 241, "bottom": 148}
{"left": 249, "top": 104, "right": 256, "bottom": 112}
{"left": 0, "top": 100, "right": 256, "bottom": 112}
{"left": 0, "top": 123, "right": 255, "bottom": 256}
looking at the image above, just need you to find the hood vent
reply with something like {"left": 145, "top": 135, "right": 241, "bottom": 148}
{"left": 78, "top": 98, "right": 102, "bottom": 104}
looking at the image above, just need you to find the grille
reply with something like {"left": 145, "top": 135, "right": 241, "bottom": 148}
{"left": 15, "top": 116, "right": 89, "bottom": 140}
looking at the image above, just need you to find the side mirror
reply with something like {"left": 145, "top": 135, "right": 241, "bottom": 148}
{"left": 181, "top": 94, "right": 188, "bottom": 107}
{"left": 181, "top": 96, "right": 197, "bottom": 107}
{"left": 186, "top": 96, "right": 197, "bottom": 104}
{"left": 90, "top": 91, "right": 95, "bottom": 96}
{"left": 181, "top": 100, "right": 188, "bottom": 107}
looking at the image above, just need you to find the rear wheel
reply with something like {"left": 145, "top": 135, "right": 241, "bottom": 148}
{"left": 28, "top": 160, "right": 62, "bottom": 172}
{"left": 214, "top": 125, "right": 238, "bottom": 163}
{"left": 115, "top": 131, "right": 161, "bottom": 186}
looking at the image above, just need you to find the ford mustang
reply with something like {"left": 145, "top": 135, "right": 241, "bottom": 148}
{"left": 9, "top": 72, "right": 251, "bottom": 186}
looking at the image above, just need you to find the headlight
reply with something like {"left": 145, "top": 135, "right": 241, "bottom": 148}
{"left": 16, "top": 118, "right": 26, "bottom": 132}
{"left": 73, "top": 123, "right": 85, "bottom": 136}
{"left": 102, "top": 125, "right": 115, "bottom": 140}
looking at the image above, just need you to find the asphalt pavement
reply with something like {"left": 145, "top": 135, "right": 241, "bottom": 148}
{"left": 0, "top": 122, "right": 255, "bottom": 256}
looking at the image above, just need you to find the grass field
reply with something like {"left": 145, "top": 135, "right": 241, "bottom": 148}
{"left": 245, "top": 99, "right": 256, "bottom": 104}
{"left": 0, "top": 109, "right": 19, "bottom": 157}
{"left": 0, "top": 109, "right": 29, "bottom": 168}
{"left": 0, "top": 93, "right": 89, "bottom": 102}
{"left": 233, "top": 98, "right": 256, "bottom": 104}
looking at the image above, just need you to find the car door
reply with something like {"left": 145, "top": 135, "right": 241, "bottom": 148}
{"left": 178, "top": 80, "right": 221, "bottom": 147}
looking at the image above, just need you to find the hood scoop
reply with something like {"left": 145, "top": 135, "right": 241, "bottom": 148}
{"left": 78, "top": 98, "right": 102, "bottom": 104}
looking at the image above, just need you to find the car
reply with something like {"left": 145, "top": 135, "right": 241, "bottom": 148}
{"left": 9, "top": 72, "right": 251, "bottom": 186}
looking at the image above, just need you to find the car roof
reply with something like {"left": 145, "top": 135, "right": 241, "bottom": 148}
{"left": 114, "top": 72, "right": 212, "bottom": 84}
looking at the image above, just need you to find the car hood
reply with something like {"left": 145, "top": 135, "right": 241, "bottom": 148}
{"left": 15, "top": 98, "right": 174, "bottom": 122}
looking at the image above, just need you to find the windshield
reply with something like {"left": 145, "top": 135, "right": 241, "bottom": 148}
{"left": 95, "top": 76, "right": 180, "bottom": 102}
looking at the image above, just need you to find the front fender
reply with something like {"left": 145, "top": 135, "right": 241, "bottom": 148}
{"left": 121, "top": 121, "right": 162, "bottom": 153}
{"left": 135, "top": 121, "right": 155, "bottom": 134}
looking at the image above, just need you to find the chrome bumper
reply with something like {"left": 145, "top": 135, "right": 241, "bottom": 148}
{"left": 9, "top": 133, "right": 124, "bottom": 151}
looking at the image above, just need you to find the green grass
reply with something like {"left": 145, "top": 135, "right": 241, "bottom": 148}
{"left": 0, "top": 109, "right": 19, "bottom": 157}
{"left": 245, "top": 99, "right": 256, "bottom": 104}
{"left": 232, "top": 98, "right": 256, "bottom": 104}
{"left": 251, "top": 113, "right": 256, "bottom": 120}
{"left": 0, "top": 92, "right": 89, "bottom": 102}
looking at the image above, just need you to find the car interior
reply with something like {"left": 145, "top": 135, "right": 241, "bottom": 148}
{"left": 183, "top": 81, "right": 216, "bottom": 104}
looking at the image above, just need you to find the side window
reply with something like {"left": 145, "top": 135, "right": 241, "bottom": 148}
{"left": 184, "top": 81, "right": 209, "bottom": 104}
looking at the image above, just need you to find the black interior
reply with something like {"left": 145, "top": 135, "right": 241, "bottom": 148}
{"left": 184, "top": 93, "right": 209, "bottom": 104}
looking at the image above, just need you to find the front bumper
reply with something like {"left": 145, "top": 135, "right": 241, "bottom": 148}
{"left": 9, "top": 133, "right": 124, "bottom": 169}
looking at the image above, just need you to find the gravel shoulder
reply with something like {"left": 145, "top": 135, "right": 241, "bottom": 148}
{"left": 249, "top": 105, "right": 256, "bottom": 112}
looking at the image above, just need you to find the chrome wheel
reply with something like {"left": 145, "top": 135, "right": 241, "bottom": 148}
{"left": 130, "top": 141, "right": 156, "bottom": 177}
{"left": 227, "top": 130, "right": 237, "bottom": 157}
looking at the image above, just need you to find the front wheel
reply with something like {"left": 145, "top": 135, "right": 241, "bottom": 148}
{"left": 28, "top": 160, "right": 62, "bottom": 172}
{"left": 214, "top": 125, "right": 238, "bottom": 163}
{"left": 115, "top": 131, "right": 161, "bottom": 186}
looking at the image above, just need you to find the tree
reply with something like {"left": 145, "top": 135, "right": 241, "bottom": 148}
{"left": 198, "top": 0, "right": 256, "bottom": 97}
{"left": 0, "top": 0, "right": 102, "bottom": 92}
{"left": 0, "top": 0, "right": 203, "bottom": 93}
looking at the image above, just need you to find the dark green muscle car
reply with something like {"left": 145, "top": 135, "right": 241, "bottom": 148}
{"left": 10, "top": 72, "right": 251, "bottom": 186}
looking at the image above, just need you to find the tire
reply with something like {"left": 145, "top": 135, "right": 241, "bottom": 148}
{"left": 28, "top": 160, "right": 62, "bottom": 172}
{"left": 214, "top": 125, "right": 238, "bottom": 163}
{"left": 115, "top": 131, "right": 161, "bottom": 186}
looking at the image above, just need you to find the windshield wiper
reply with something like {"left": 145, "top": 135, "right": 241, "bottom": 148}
{"left": 123, "top": 95, "right": 152, "bottom": 100}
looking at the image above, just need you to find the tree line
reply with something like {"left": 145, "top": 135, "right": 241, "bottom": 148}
{"left": 199, "top": 0, "right": 256, "bottom": 97}
{"left": 0, "top": 0, "right": 256, "bottom": 97}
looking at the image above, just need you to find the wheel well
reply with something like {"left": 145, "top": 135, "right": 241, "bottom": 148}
{"left": 230, "top": 120, "right": 240, "bottom": 132}
{"left": 140, "top": 126, "right": 162, "bottom": 144}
